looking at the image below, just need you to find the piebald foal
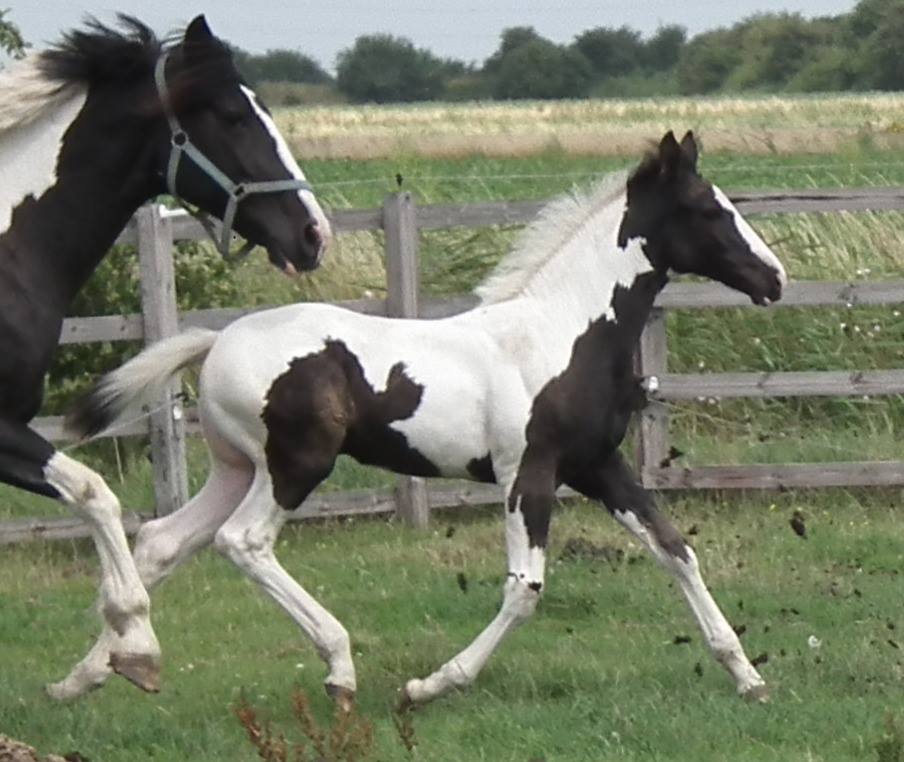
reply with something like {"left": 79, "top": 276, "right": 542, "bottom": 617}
{"left": 64, "top": 132, "right": 784, "bottom": 707}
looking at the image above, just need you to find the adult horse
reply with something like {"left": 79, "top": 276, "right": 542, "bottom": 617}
{"left": 1, "top": 15, "right": 330, "bottom": 698}
{"left": 64, "top": 132, "right": 784, "bottom": 707}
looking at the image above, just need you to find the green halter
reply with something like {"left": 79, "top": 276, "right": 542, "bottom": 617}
{"left": 154, "top": 50, "right": 313, "bottom": 258}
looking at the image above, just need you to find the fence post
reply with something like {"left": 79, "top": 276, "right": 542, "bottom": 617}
{"left": 383, "top": 192, "right": 430, "bottom": 528}
{"left": 635, "top": 308, "right": 670, "bottom": 488}
{"left": 137, "top": 203, "right": 189, "bottom": 517}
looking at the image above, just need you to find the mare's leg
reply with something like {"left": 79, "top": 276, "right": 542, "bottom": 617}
{"left": 214, "top": 462, "right": 357, "bottom": 710}
{"left": 47, "top": 457, "right": 253, "bottom": 699}
{"left": 403, "top": 457, "right": 555, "bottom": 705}
{"left": 0, "top": 417, "right": 158, "bottom": 693}
{"left": 566, "top": 452, "right": 767, "bottom": 700}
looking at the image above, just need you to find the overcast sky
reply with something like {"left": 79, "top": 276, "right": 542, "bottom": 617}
{"left": 13, "top": 1, "right": 857, "bottom": 71}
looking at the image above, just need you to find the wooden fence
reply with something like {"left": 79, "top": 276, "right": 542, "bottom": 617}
{"left": 4, "top": 185, "right": 904, "bottom": 544}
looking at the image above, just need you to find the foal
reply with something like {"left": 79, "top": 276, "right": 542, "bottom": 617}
{"left": 64, "top": 131, "right": 785, "bottom": 706}
{"left": 1, "top": 15, "right": 330, "bottom": 698}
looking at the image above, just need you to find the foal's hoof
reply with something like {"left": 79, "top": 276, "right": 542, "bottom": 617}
{"left": 325, "top": 683, "right": 355, "bottom": 713}
{"left": 396, "top": 686, "right": 416, "bottom": 714}
{"left": 741, "top": 683, "right": 770, "bottom": 704}
{"left": 109, "top": 652, "right": 161, "bottom": 694}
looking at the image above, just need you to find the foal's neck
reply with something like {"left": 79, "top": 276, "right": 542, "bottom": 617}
{"left": 521, "top": 193, "right": 667, "bottom": 363}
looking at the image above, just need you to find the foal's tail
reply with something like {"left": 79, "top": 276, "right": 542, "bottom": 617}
{"left": 65, "top": 328, "right": 219, "bottom": 440}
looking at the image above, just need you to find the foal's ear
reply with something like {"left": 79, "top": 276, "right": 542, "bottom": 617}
{"left": 679, "top": 130, "right": 699, "bottom": 169}
{"left": 184, "top": 15, "right": 215, "bottom": 45}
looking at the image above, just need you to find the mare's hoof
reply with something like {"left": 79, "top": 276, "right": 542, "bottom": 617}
{"left": 742, "top": 683, "right": 770, "bottom": 703}
{"left": 109, "top": 652, "right": 161, "bottom": 693}
{"left": 324, "top": 683, "right": 356, "bottom": 713}
{"left": 44, "top": 678, "right": 103, "bottom": 702}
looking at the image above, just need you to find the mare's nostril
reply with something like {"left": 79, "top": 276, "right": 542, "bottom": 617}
{"left": 304, "top": 222, "right": 322, "bottom": 249}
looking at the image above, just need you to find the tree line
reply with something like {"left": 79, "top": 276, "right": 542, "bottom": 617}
{"left": 233, "top": 0, "right": 904, "bottom": 103}
{"left": 3, "top": 0, "right": 903, "bottom": 102}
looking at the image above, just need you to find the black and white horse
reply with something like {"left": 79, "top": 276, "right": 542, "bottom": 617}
{"left": 1, "top": 15, "right": 330, "bottom": 697}
{"left": 63, "top": 132, "right": 785, "bottom": 707}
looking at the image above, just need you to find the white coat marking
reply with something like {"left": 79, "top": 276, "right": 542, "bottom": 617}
{"left": 0, "top": 88, "right": 87, "bottom": 234}
{"left": 713, "top": 186, "right": 787, "bottom": 286}
{"left": 239, "top": 85, "right": 332, "bottom": 239}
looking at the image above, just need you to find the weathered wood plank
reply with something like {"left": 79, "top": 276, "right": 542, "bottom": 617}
{"left": 114, "top": 187, "right": 904, "bottom": 249}
{"left": 384, "top": 192, "right": 431, "bottom": 528}
{"left": 732, "top": 186, "right": 904, "bottom": 215}
{"left": 58, "top": 314, "right": 143, "bottom": 345}
{"left": 647, "top": 461, "right": 904, "bottom": 490}
{"left": 655, "top": 369, "right": 904, "bottom": 400}
{"left": 634, "top": 308, "right": 670, "bottom": 480}
{"left": 8, "top": 458, "right": 904, "bottom": 544}
{"left": 137, "top": 205, "right": 189, "bottom": 517}
{"left": 654, "top": 279, "right": 904, "bottom": 309}
{"left": 60, "top": 279, "right": 904, "bottom": 348}
{"left": 0, "top": 513, "right": 147, "bottom": 545}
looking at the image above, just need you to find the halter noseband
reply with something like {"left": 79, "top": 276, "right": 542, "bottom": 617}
{"left": 154, "top": 50, "right": 313, "bottom": 258}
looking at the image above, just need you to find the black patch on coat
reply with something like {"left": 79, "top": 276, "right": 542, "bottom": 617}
{"left": 262, "top": 340, "right": 439, "bottom": 510}
{"left": 509, "top": 272, "right": 666, "bottom": 549}
{"left": 466, "top": 453, "right": 496, "bottom": 483}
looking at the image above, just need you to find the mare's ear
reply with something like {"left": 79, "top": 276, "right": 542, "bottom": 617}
{"left": 679, "top": 130, "right": 699, "bottom": 169}
{"left": 182, "top": 15, "right": 218, "bottom": 66}
{"left": 658, "top": 131, "right": 682, "bottom": 176}
{"left": 184, "top": 15, "right": 215, "bottom": 44}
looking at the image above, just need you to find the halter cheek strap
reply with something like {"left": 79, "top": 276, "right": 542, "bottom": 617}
{"left": 154, "top": 51, "right": 313, "bottom": 258}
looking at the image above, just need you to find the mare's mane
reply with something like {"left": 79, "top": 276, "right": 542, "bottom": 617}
{"left": 0, "top": 16, "right": 162, "bottom": 135}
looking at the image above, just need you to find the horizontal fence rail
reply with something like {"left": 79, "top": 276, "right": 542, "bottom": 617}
{"left": 6, "top": 184, "right": 904, "bottom": 544}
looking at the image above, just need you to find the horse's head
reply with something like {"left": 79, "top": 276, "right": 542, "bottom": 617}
{"left": 157, "top": 16, "right": 330, "bottom": 273}
{"left": 621, "top": 131, "right": 786, "bottom": 306}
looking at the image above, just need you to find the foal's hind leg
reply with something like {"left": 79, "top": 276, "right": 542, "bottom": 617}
{"left": 567, "top": 452, "right": 767, "bottom": 700}
{"left": 214, "top": 466, "right": 357, "bottom": 710}
{"left": 47, "top": 458, "right": 252, "bottom": 700}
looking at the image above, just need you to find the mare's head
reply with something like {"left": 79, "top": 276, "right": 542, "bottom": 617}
{"left": 42, "top": 15, "right": 330, "bottom": 273}
{"left": 620, "top": 131, "right": 785, "bottom": 305}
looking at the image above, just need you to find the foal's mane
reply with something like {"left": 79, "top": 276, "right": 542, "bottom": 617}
{"left": 476, "top": 169, "right": 630, "bottom": 304}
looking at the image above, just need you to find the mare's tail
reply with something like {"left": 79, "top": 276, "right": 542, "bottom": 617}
{"left": 65, "top": 328, "right": 219, "bottom": 440}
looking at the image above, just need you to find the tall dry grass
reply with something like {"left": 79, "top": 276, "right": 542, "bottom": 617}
{"left": 276, "top": 93, "right": 904, "bottom": 160}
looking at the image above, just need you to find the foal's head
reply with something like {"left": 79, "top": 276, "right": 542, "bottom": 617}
{"left": 620, "top": 131, "right": 785, "bottom": 305}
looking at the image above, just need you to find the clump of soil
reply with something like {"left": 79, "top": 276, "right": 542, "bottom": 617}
{"left": 0, "top": 735, "right": 75, "bottom": 762}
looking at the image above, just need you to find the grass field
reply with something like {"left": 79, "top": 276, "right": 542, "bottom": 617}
{"left": 4, "top": 491, "right": 904, "bottom": 761}
{"left": 3, "top": 98, "right": 904, "bottom": 759}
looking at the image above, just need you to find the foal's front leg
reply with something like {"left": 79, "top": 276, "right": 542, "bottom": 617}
{"left": 403, "top": 461, "right": 554, "bottom": 705}
{"left": 567, "top": 452, "right": 767, "bottom": 700}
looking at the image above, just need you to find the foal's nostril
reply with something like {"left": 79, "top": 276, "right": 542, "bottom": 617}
{"left": 304, "top": 222, "right": 322, "bottom": 250}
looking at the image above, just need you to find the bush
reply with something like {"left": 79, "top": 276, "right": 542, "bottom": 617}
{"left": 46, "top": 241, "right": 243, "bottom": 413}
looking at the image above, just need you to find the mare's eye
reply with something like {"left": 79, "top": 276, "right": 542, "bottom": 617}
{"left": 220, "top": 109, "right": 247, "bottom": 126}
